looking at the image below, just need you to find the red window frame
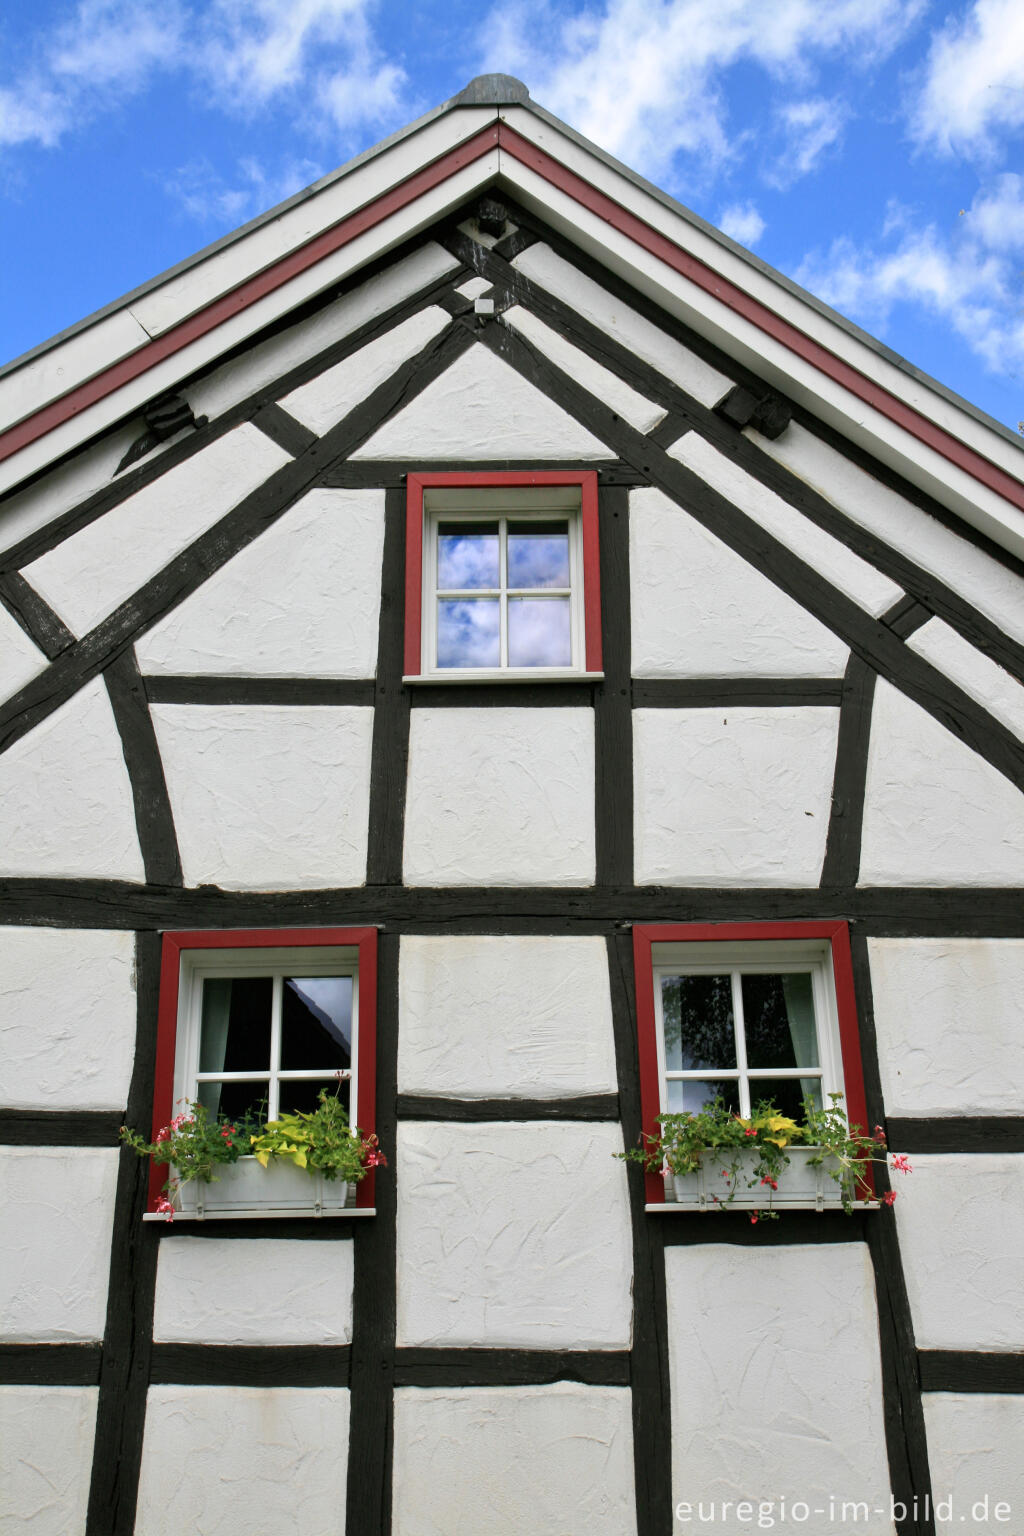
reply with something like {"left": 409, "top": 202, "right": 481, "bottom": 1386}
{"left": 632, "top": 921, "right": 871, "bottom": 1207}
{"left": 403, "top": 470, "right": 603, "bottom": 677}
{"left": 149, "top": 927, "right": 379, "bottom": 1214}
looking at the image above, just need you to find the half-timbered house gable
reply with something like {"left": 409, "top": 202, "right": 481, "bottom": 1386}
{"left": 1, "top": 73, "right": 1021, "bottom": 1536}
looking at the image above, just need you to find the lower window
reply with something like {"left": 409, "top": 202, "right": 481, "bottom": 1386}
{"left": 632, "top": 922, "right": 870, "bottom": 1208}
{"left": 148, "top": 928, "right": 378, "bottom": 1217}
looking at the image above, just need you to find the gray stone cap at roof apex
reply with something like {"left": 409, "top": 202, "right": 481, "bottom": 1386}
{"left": 451, "top": 74, "right": 531, "bottom": 105}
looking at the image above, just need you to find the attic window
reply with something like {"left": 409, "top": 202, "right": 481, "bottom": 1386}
{"left": 403, "top": 472, "right": 603, "bottom": 681}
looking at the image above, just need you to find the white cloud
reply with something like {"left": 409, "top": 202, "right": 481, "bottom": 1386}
{"left": 479, "top": 0, "right": 923, "bottom": 182}
{"left": 164, "top": 155, "right": 324, "bottom": 226}
{"left": 794, "top": 176, "right": 1024, "bottom": 379}
{"left": 770, "top": 97, "right": 846, "bottom": 184}
{"left": 911, "top": 0, "right": 1024, "bottom": 157}
{"left": 718, "top": 202, "right": 766, "bottom": 246}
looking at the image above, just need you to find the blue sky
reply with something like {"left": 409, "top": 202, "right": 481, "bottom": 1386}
{"left": 1, "top": 0, "right": 1022, "bottom": 437}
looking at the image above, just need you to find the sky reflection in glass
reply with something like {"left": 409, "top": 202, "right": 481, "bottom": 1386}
{"left": 507, "top": 522, "right": 570, "bottom": 588}
{"left": 437, "top": 598, "right": 500, "bottom": 667}
{"left": 438, "top": 524, "right": 499, "bottom": 589}
{"left": 508, "top": 597, "right": 571, "bottom": 667}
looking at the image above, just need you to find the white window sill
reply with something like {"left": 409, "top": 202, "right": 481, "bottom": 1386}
{"left": 403, "top": 671, "right": 605, "bottom": 685}
{"left": 144, "top": 1206, "right": 376, "bottom": 1221}
{"left": 645, "top": 1201, "right": 876, "bottom": 1214}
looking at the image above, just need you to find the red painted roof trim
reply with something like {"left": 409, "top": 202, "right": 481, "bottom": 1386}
{"left": 3, "top": 113, "right": 1022, "bottom": 521}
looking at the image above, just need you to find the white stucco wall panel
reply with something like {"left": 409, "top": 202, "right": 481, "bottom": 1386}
{"left": 0, "top": 1148, "right": 118, "bottom": 1341}
{"left": 514, "top": 242, "right": 733, "bottom": 407}
{"left": 0, "top": 602, "right": 46, "bottom": 705}
{"left": 136, "top": 488, "right": 385, "bottom": 678}
{"left": 0, "top": 926, "right": 136, "bottom": 1111}
{"left": 392, "top": 1384, "right": 637, "bottom": 1536}
{"left": 396, "top": 1121, "right": 632, "bottom": 1348}
{"left": 757, "top": 423, "right": 1024, "bottom": 648}
{"left": 281, "top": 306, "right": 450, "bottom": 436}
{"left": 397, "top": 935, "right": 616, "bottom": 1098}
{"left": 634, "top": 706, "right": 838, "bottom": 885}
{"left": 0, "top": 423, "right": 141, "bottom": 563}
{"left": 351, "top": 342, "right": 614, "bottom": 460}
{"left": 505, "top": 306, "right": 666, "bottom": 432}
{"left": 869, "top": 938, "right": 1024, "bottom": 1116}
{"left": 665, "top": 1244, "right": 893, "bottom": 1535}
{"left": 923, "top": 1394, "right": 1024, "bottom": 1535}
{"left": 629, "top": 486, "right": 849, "bottom": 677}
{"left": 153, "top": 1237, "right": 353, "bottom": 1344}
{"left": 895, "top": 1154, "right": 1024, "bottom": 1350}
{"left": 22, "top": 427, "right": 290, "bottom": 638}
{"left": 908, "top": 618, "right": 1024, "bottom": 740}
{"left": 404, "top": 707, "right": 595, "bottom": 886}
{"left": 137, "top": 1386, "right": 350, "bottom": 1535}
{"left": 0, "top": 677, "right": 145, "bottom": 881}
{"left": 189, "top": 243, "right": 458, "bottom": 421}
{"left": 0, "top": 1385, "right": 98, "bottom": 1536}
{"left": 671, "top": 433, "right": 904, "bottom": 618}
{"left": 860, "top": 682, "right": 1024, "bottom": 886}
{"left": 151, "top": 703, "right": 372, "bottom": 889}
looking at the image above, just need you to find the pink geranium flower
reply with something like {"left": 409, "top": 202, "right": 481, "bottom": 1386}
{"left": 890, "top": 1154, "right": 912, "bottom": 1174}
{"left": 882, "top": 1190, "right": 898, "bottom": 1206}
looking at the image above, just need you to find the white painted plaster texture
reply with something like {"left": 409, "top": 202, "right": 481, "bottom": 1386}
{"left": 757, "top": 422, "right": 1024, "bottom": 647}
{"left": 0, "top": 1386, "right": 98, "bottom": 1536}
{"left": 153, "top": 1238, "right": 353, "bottom": 1344}
{"left": 629, "top": 487, "right": 849, "bottom": 677}
{"left": 505, "top": 306, "right": 666, "bottom": 432}
{"left": 392, "top": 1384, "right": 637, "bottom": 1536}
{"left": 351, "top": 342, "right": 614, "bottom": 460}
{"left": 0, "top": 602, "right": 46, "bottom": 704}
{"left": 397, "top": 935, "right": 617, "bottom": 1098}
{"left": 403, "top": 707, "right": 596, "bottom": 886}
{"left": 0, "top": 423, "right": 140, "bottom": 561}
{"left": 0, "top": 677, "right": 145, "bottom": 880}
{"left": 396, "top": 1121, "right": 632, "bottom": 1348}
{"left": 908, "top": 618, "right": 1024, "bottom": 740}
{"left": 633, "top": 706, "right": 838, "bottom": 885}
{"left": 0, "top": 1148, "right": 118, "bottom": 1341}
{"left": 0, "top": 926, "right": 136, "bottom": 1111}
{"left": 136, "top": 1386, "right": 350, "bottom": 1536}
{"left": 869, "top": 939, "right": 1024, "bottom": 1116}
{"left": 150, "top": 703, "right": 373, "bottom": 889}
{"left": 281, "top": 306, "right": 449, "bottom": 435}
{"left": 671, "top": 433, "right": 904, "bottom": 617}
{"left": 513, "top": 242, "right": 733, "bottom": 407}
{"left": 894, "top": 1154, "right": 1024, "bottom": 1350}
{"left": 922, "top": 1394, "right": 1024, "bottom": 1535}
{"left": 22, "top": 427, "right": 290, "bottom": 636}
{"left": 189, "top": 243, "right": 458, "bottom": 420}
{"left": 860, "top": 682, "right": 1024, "bottom": 886}
{"left": 665, "top": 1245, "right": 893, "bottom": 1535}
{"left": 136, "top": 489, "right": 385, "bottom": 678}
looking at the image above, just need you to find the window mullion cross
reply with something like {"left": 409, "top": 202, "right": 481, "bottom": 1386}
{"left": 499, "top": 514, "right": 508, "bottom": 668}
{"left": 730, "top": 970, "right": 750, "bottom": 1117}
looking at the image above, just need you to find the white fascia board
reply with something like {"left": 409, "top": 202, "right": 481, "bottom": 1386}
{"left": 500, "top": 107, "right": 1024, "bottom": 481}
{"left": 0, "top": 150, "right": 499, "bottom": 500}
{"left": 496, "top": 134, "right": 1024, "bottom": 557}
{"left": 0, "top": 110, "right": 495, "bottom": 468}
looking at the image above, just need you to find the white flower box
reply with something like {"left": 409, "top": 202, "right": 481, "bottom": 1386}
{"left": 671, "top": 1146, "right": 848, "bottom": 1211}
{"left": 175, "top": 1157, "right": 355, "bottom": 1218}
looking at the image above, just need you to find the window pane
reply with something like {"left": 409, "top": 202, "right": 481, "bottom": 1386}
{"left": 507, "top": 521, "right": 570, "bottom": 588}
{"left": 507, "top": 597, "right": 571, "bottom": 667}
{"left": 742, "top": 973, "right": 819, "bottom": 1069}
{"left": 665, "top": 1078, "right": 740, "bottom": 1114}
{"left": 437, "top": 524, "right": 499, "bottom": 589}
{"left": 748, "top": 1076, "right": 823, "bottom": 1121}
{"left": 278, "top": 1078, "right": 349, "bottom": 1121}
{"left": 280, "top": 976, "right": 353, "bottom": 1071}
{"left": 197, "top": 1080, "right": 268, "bottom": 1126}
{"left": 661, "top": 974, "right": 736, "bottom": 1071}
{"left": 437, "top": 598, "right": 500, "bottom": 668}
{"left": 199, "top": 976, "right": 273, "bottom": 1073}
